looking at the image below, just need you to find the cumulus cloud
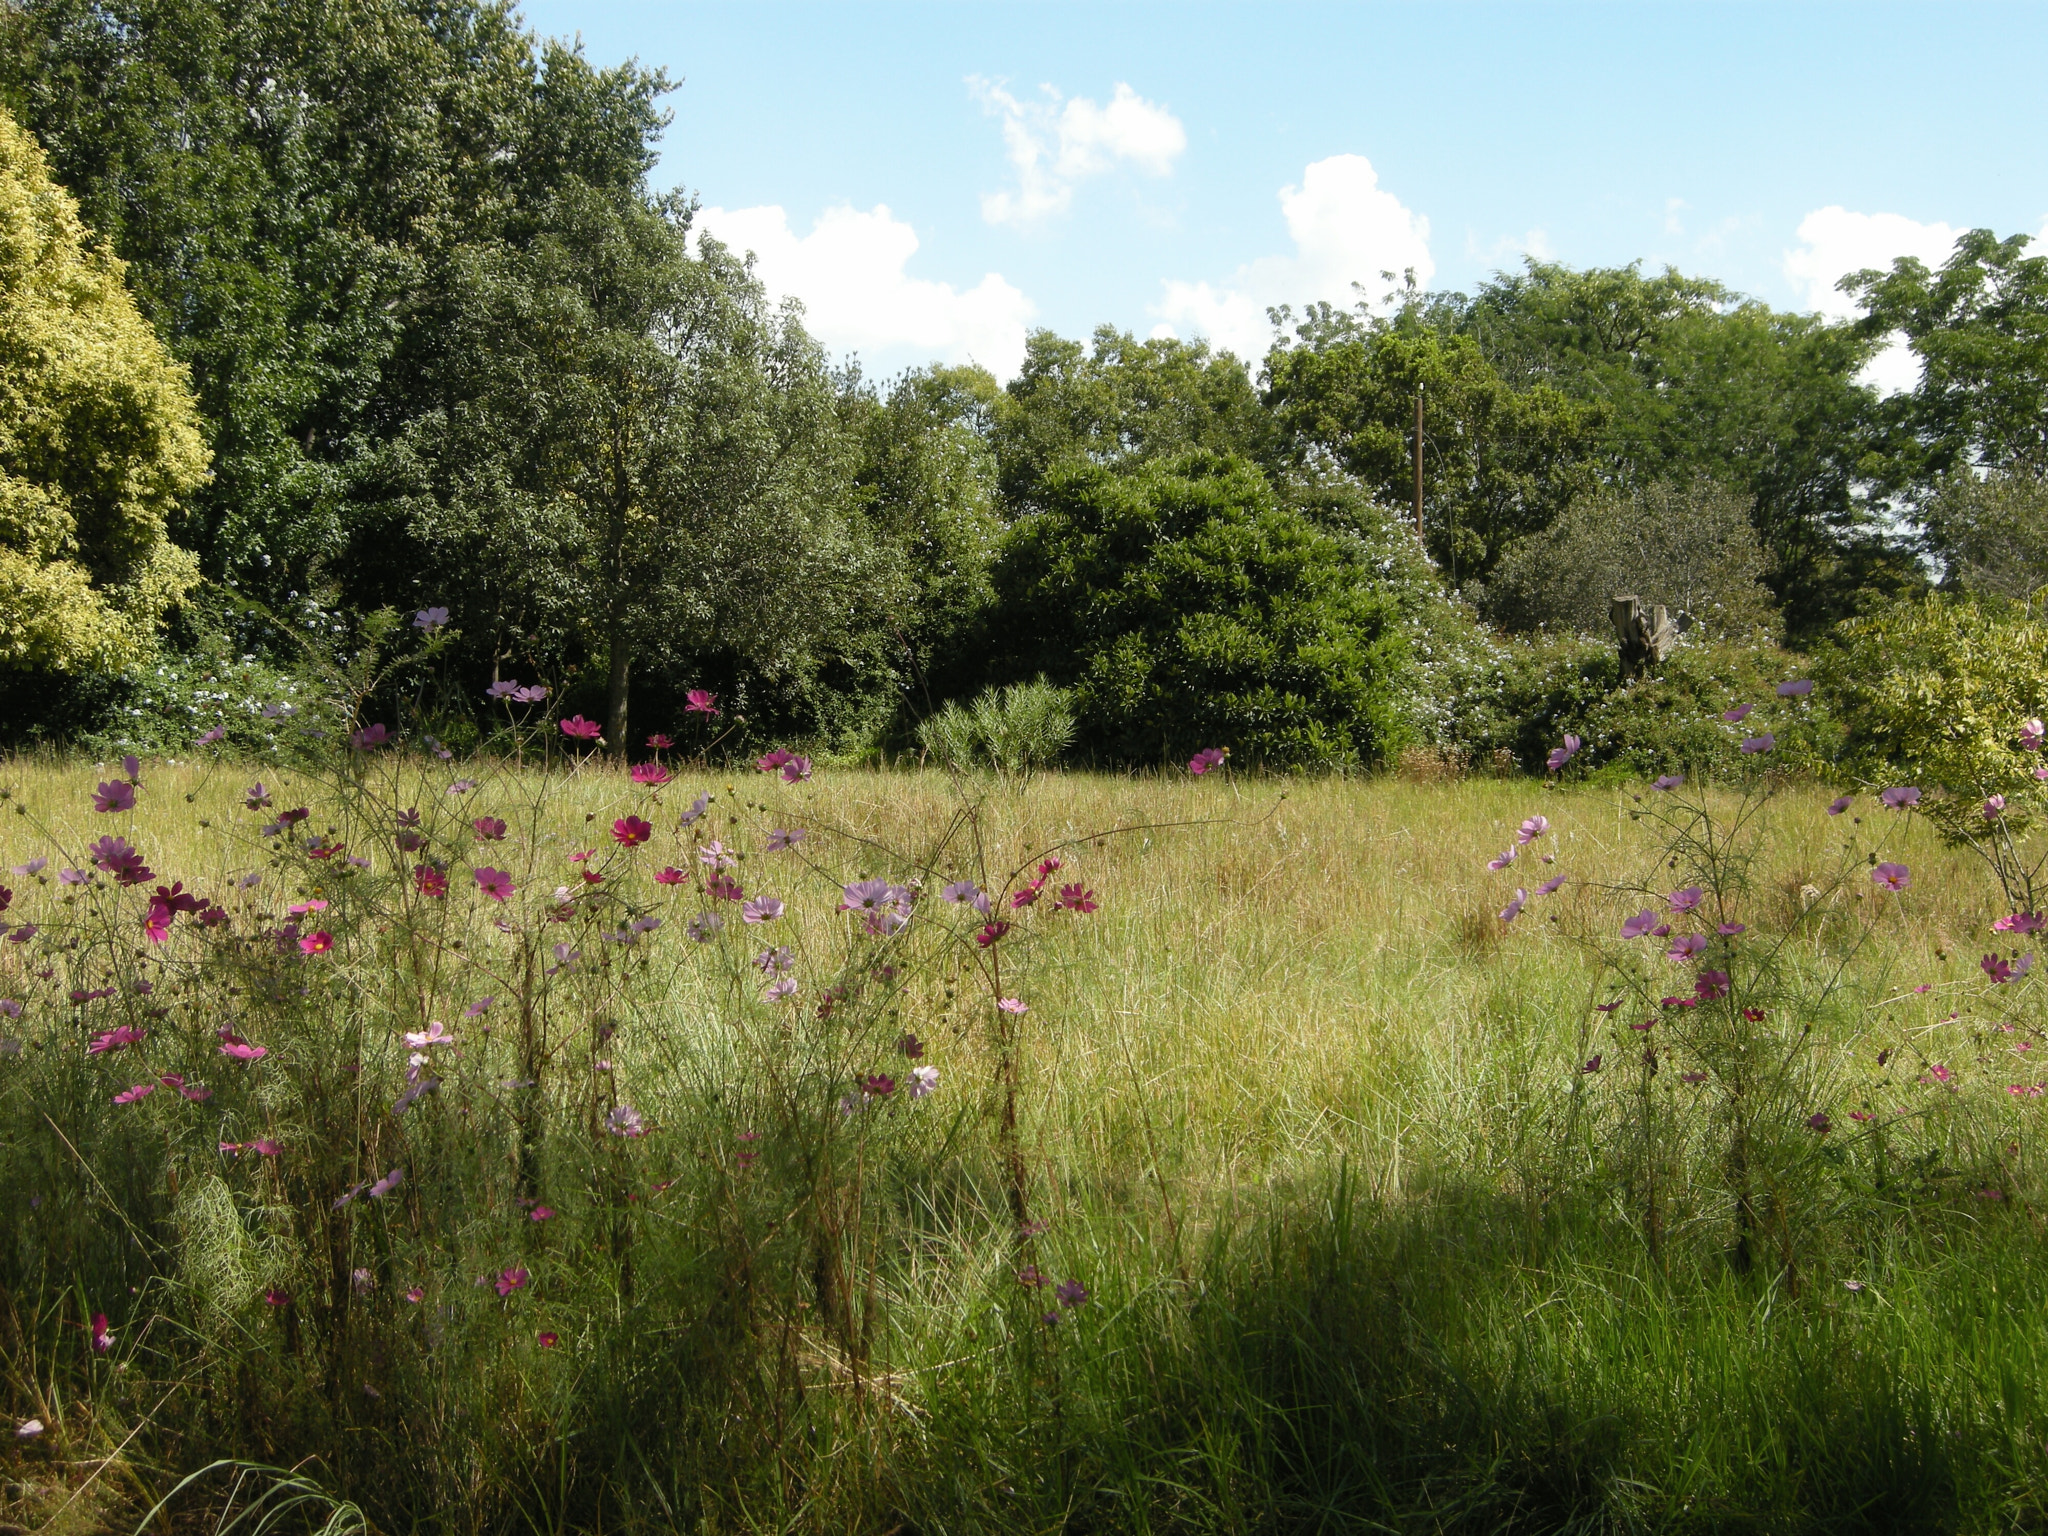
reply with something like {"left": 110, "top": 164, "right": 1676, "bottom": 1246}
{"left": 1784, "top": 207, "right": 1968, "bottom": 396}
{"left": 970, "top": 78, "right": 1186, "bottom": 227}
{"left": 696, "top": 202, "right": 1034, "bottom": 379}
{"left": 1152, "top": 154, "right": 1433, "bottom": 363}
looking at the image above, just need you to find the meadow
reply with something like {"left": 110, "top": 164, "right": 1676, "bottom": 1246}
{"left": 0, "top": 744, "right": 2043, "bottom": 1535}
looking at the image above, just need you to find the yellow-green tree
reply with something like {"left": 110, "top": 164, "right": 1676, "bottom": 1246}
{"left": 0, "top": 105, "right": 204, "bottom": 674}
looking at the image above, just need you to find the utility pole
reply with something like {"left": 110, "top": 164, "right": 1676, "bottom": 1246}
{"left": 1412, "top": 384, "right": 1424, "bottom": 539}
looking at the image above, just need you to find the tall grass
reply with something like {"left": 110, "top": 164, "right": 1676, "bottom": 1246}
{"left": 0, "top": 746, "right": 2040, "bottom": 1534}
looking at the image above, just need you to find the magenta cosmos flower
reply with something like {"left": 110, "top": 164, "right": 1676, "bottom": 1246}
{"left": 1668, "top": 886, "right": 1703, "bottom": 913}
{"left": 560, "top": 716, "right": 601, "bottom": 740}
{"left": 647, "top": 733, "right": 674, "bottom": 750}
{"left": 1546, "top": 734, "right": 1581, "bottom": 772}
{"left": 298, "top": 931, "right": 333, "bottom": 956}
{"left": 495, "top": 1267, "right": 528, "bottom": 1297}
{"left": 629, "top": 762, "right": 671, "bottom": 787}
{"left": 1871, "top": 863, "right": 1911, "bottom": 892}
{"left": 685, "top": 689, "right": 720, "bottom": 715}
{"left": 348, "top": 723, "right": 389, "bottom": 750}
{"left": 474, "top": 867, "right": 515, "bottom": 901}
{"left": 1188, "top": 746, "right": 1227, "bottom": 775}
{"left": 93, "top": 779, "right": 135, "bottom": 813}
{"left": 2022, "top": 718, "right": 2046, "bottom": 751}
{"left": 612, "top": 816, "right": 653, "bottom": 848}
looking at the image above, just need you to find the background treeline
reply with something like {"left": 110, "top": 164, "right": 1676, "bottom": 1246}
{"left": 4, "top": 0, "right": 2048, "bottom": 772}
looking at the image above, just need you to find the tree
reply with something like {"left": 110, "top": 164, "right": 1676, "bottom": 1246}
{"left": 0, "top": 104, "right": 205, "bottom": 674}
{"left": 1921, "top": 469, "right": 2048, "bottom": 606}
{"left": 990, "top": 326, "right": 1269, "bottom": 516}
{"left": 413, "top": 191, "right": 865, "bottom": 747}
{"left": 988, "top": 452, "right": 1413, "bottom": 768}
{"left": 1849, "top": 228, "right": 2048, "bottom": 488}
{"left": 1261, "top": 304, "right": 1604, "bottom": 585}
{"left": 0, "top": 0, "right": 668, "bottom": 602}
{"left": 1481, "top": 478, "right": 1777, "bottom": 638}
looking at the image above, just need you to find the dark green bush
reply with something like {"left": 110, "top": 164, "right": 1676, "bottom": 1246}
{"left": 986, "top": 452, "right": 1415, "bottom": 769}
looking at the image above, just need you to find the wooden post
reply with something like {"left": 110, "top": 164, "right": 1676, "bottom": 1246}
{"left": 1413, "top": 384, "right": 1424, "bottom": 538}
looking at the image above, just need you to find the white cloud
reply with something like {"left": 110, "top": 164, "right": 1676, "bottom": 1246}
{"left": 1783, "top": 207, "right": 1964, "bottom": 320}
{"left": 1152, "top": 154, "right": 1433, "bottom": 363}
{"left": 696, "top": 202, "right": 1034, "bottom": 380}
{"left": 970, "top": 78, "right": 1186, "bottom": 227}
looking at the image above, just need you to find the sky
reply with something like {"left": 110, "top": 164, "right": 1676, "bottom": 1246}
{"left": 515, "top": 1, "right": 2048, "bottom": 387}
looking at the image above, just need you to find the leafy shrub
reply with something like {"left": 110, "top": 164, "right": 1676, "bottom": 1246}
{"left": 1431, "top": 631, "right": 1838, "bottom": 777}
{"left": 1821, "top": 595, "right": 2048, "bottom": 798}
{"left": 1481, "top": 476, "right": 1777, "bottom": 637}
{"left": 987, "top": 452, "right": 1415, "bottom": 769}
{"left": 917, "top": 678, "right": 1076, "bottom": 779}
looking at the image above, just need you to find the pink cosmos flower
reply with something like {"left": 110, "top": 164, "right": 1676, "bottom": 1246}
{"left": 1928, "top": 1064, "right": 1953, "bottom": 1084}
{"left": 1827, "top": 796, "right": 1852, "bottom": 815}
{"left": 742, "top": 895, "right": 784, "bottom": 924}
{"left": 765, "top": 976, "right": 797, "bottom": 1002}
{"left": 1994, "top": 912, "right": 2045, "bottom": 934}
{"left": 474, "top": 868, "right": 514, "bottom": 901}
{"left": 607, "top": 1104, "right": 646, "bottom": 1137}
{"left": 1581, "top": 1055, "right": 1602, "bottom": 1073}
{"left": 218, "top": 1028, "right": 267, "bottom": 1061}
{"left": 1054, "top": 884, "right": 1098, "bottom": 914}
{"left": 678, "top": 792, "right": 712, "bottom": 828}
{"left": 196, "top": 726, "right": 226, "bottom": 746}
{"left": 613, "top": 816, "right": 653, "bottom": 848}
{"left": 299, "top": 931, "right": 333, "bottom": 956}
{"left": 2022, "top": 718, "right": 2045, "bottom": 751}
{"left": 686, "top": 689, "right": 721, "bottom": 715}
{"left": 629, "top": 762, "right": 671, "bottom": 787}
{"left": 12, "top": 857, "right": 45, "bottom": 875}
{"left": 538, "top": 1331, "right": 560, "bottom": 1347}
{"left": 465, "top": 997, "right": 494, "bottom": 1017}
{"left": 112, "top": 1082, "right": 155, "bottom": 1104}
{"left": 88, "top": 1025, "right": 146, "bottom": 1055}
{"left": 780, "top": 755, "right": 812, "bottom": 784}
{"left": 93, "top": 780, "right": 135, "bottom": 813}
{"left": 87, "top": 835, "right": 150, "bottom": 884}
{"left": 1667, "top": 933, "right": 1708, "bottom": 961}
{"left": 757, "top": 748, "right": 794, "bottom": 773}
{"left": 560, "top": 716, "right": 601, "bottom": 741}
{"left": 654, "top": 866, "right": 686, "bottom": 885}
{"left": 1500, "top": 890, "right": 1527, "bottom": 923}
{"left": 1620, "top": 910, "right": 1657, "bottom": 940}
{"left": 348, "top": 723, "right": 389, "bottom": 750}
{"left": 766, "top": 828, "right": 806, "bottom": 852}
{"left": 91, "top": 1313, "right": 112, "bottom": 1352}
{"left": 495, "top": 1268, "right": 528, "bottom": 1297}
{"left": 1807, "top": 1112, "right": 1831, "bottom": 1133}
{"left": 1740, "top": 734, "right": 1775, "bottom": 754}
{"left": 707, "top": 872, "right": 744, "bottom": 902}
{"left": 1777, "top": 680, "right": 1813, "bottom": 697}
{"left": 647, "top": 733, "right": 675, "bottom": 750}
{"left": 1879, "top": 786, "right": 1920, "bottom": 809}
{"left": 976, "top": 921, "right": 1011, "bottom": 947}
{"left": 1486, "top": 847, "right": 1516, "bottom": 870}
{"left": 1668, "top": 886, "right": 1703, "bottom": 913}
{"left": 368, "top": 1167, "right": 404, "bottom": 1198}
{"left": 1718, "top": 922, "right": 1746, "bottom": 936}
{"left": 1722, "top": 704, "right": 1753, "bottom": 723}
{"left": 998, "top": 997, "right": 1028, "bottom": 1014}
{"left": 1694, "top": 969, "right": 1730, "bottom": 1000}
{"left": 1872, "top": 863, "right": 1911, "bottom": 892}
{"left": 1546, "top": 734, "right": 1581, "bottom": 772}
{"left": 1516, "top": 815, "right": 1549, "bottom": 844}
{"left": 909, "top": 1064, "right": 939, "bottom": 1098}
{"left": 1535, "top": 875, "right": 1567, "bottom": 896}
{"left": 406, "top": 1287, "right": 425, "bottom": 1303}
{"left": 403, "top": 1020, "right": 453, "bottom": 1049}
{"left": 473, "top": 817, "right": 508, "bottom": 841}
{"left": 1985, "top": 795, "right": 2007, "bottom": 820}
{"left": 414, "top": 864, "right": 449, "bottom": 898}
{"left": 1652, "top": 774, "right": 1683, "bottom": 791}
{"left": 1188, "top": 746, "right": 1227, "bottom": 775}
{"left": 530, "top": 1206, "right": 555, "bottom": 1222}
{"left": 1984, "top": 953, "right": 2033, "bottom": 984}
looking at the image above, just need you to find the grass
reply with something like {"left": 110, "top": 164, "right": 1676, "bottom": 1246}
{"left": 0, "top": 751, "right": 2040, "bottom": 1534}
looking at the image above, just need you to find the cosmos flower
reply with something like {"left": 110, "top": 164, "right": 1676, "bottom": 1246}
{"left": 1188, "top": 746, "right": 1227, "bottom": 775}
{"left": 1053, "top": 884, "right": 1097, "bottom": 914}
{"left": 1516, "top": 815, "right": 1549, "bottom": 843}
{"left": 629, "top": 762, "right": 671, "bottom": 787}
{"left": 414, "top": 607, "right": 450, "bottom": 632}
{"left": 474, "top": 868, "right": 514, "bottom": 902}
{"left": 647, "top": 733, "right": 675, "bottom": 750}
{"left": 93, "top": 780, "right": 136, "bottom": 813}
{"left": 1985, "top": 795, "right": 2007, "bottom": 820}
{"left": 1487, "top": 847, "right": 1516, "bottom": 870}
{"left": 1739, "top": 734, "right": 1775, "bottom": 754}
{"left": 1721, "top": 704, "right": 1753, "bottom": 723}
{"left": 348, "top": 723, "right": 390, "bottom": 750}
{"left": 495, "top": 1268, "right": 528, "bottom": 1297}
{"left": 1666, "top": 933, "right": 1708, "bottom": 961}
{"left": 298, "top": 931, "right": 333, "bottom": 957}
{"left": 1776, "top": 679, "right": 1813, "bottom": 697}
{"left": 998, "top": 997, "right": 1028, "bottom": 1014}
{"left": 767, "top": 827, "right": 806, "bottom": 851}
{"left": 559, "top": 716, "right": 601, "bottom": 741}
{"left": 1652, "top": 774, "right": 1683, "bottom": 791}
{"left": 1668, "top": 886, "right": 1703, "bottom": 913}
{"left": 369, "top": 1168, "right": 404, "bottom": 1198}
{"left": 414, "top": 864, "right": 449, "bottom": 898}
{"left": 607, "top": 1103, "right": 646, "bottom": 1138}
{"left": 1827, "top": 796, "right": 1852, "bottom": 815}
{"left": 765, "top": 976, "right": 797, "bottom": 1003}
{"left": 909, "top": 1064, "right": 939, "bottom": 1098}
{"left": 613, "top": 816, "right": 653, "bottom": 848}
{"left": 685, "top": 689, "right": 720, "bottom": 715}
{"left": 2022, "top": 718, "right": 2046, "bottom": 751}
{"left": 678, "top": 792, "right": 712, "bottom": 828}
{"left": 1055, "top": 1279, "right": 1087, "bottom": 1309}
{"left": 742, "top": 896, "right": 784, "bottom": 924}
{"left": 1499, "top": 890, "right": 1527, "bottom": 923}
{"left": 1621, "top": 910, "right": 1657, "bottom": 940}
{"left": 112, "top": 1082, "right": 156, "bottom": 1104}
{"left": 1546, "top": 734, "right": 1581, "bottom": 772}
{"left": 1879, "top": 786, "right": 1920, "bottom": 810}
{"left": 1535, "top": 875, "right": 1567, "bottom": 896}
{"left": 1872, "top": 863, "right": 1911, "bottom": 892}
{"left": 653, "top": 867, "right": 686, "bottom": 885}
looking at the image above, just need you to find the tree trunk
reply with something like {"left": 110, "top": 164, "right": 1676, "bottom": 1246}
{"left": 604, "top": 637, "right": 631, "bottom": 752}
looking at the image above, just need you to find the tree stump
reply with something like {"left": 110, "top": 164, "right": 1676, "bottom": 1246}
{"left": 1610, "top": 595, "right": 1678, "bottom": 682}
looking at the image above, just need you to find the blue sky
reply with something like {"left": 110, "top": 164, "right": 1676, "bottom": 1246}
{"left": 517, "top": 1, "right": 2048, "bottom": 382}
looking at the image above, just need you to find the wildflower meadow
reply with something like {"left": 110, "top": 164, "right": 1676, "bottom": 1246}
{"left": 3, "top": 635, "right": 2048, "bottom": 1534}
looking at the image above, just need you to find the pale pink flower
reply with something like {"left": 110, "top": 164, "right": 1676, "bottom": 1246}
{"left": 1872, "top": 863, "right": 1911, "bottom": 892}
{"left": 1515, "top": 815, "right": 1549, "bottom": 844}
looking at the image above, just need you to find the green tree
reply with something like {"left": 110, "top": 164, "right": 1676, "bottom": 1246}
{"left": 0, "top": 0, "right": 668, "bottom": 601}
{"left": 1921, "top": 468, "right": 2048, "bottom": 606}
{"left": 988, "top": 452, "right": 1412, "bottom": 768}
{"left": 990, "top": 326, "right": 1269, "bottom": 515}
{"left": 412, "top": 192, "right": 865, "bottom": 747}
{"left": 1849, "top": 228, "right": 2048, "bottom": 490}
{"left": 1261, "top": 304, "right": 1604, "bottom": 584}
{"left": 0, "top": 104, "right": 205, "bottom": 674}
